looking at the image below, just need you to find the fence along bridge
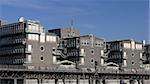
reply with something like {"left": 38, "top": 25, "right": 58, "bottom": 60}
{"left": 0, "top": 65, "right": 150, "bottom": 84}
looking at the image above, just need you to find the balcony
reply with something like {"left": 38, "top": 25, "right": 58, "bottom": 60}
{"left": 140, "top": 57, "right": 146, "bottom": 61}
{"left": 25, "top": 49, "right": 32, "bottom": 54}
{"left": 52, "top": 50, "right": 61, "bottom": 56}
{"left": 101, "top": 55, "right": 108, "bottom": 58}
{"left": 12, "top": 49, "right": 24, "bottom": 54}
{"left": 80, "top": 52, "right": 85, "bottom": 56}
{"left": 123, "top": 56, "right": 127, "bottom": 59}
{"left": 25, "top": 29, "right": 40, "bottom": 34}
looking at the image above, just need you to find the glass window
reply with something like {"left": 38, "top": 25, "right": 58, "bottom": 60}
{"left": 123, "top": 43, "right": 131, "bottom": 49}
{"left": 90, "top": 49, "right": 94, "bottom": 55}
{"left": 40, "top": 56, "right": 44, "bottom": 61}
{"left": 91, "top": 58, "right": 94, "bottom": 63}
{"left": 40, "top": 34, "right": 45, "bottom": 43}
{"left": 81, "top": 58, "right": 84, "bottom": 65}
{"left": 140, "top": 53, "right": 143, "bottom": 58}
{"left": 101, "top": 58, "right": 104, "bottom": 65}
{"left": 131, "top": 53, "right": 134, "bottom": 57}
{"left": 27, "top": 55, "right": 32, "bottom": 62}
{"left": 81, "top": 48, "right": 84, "bottom": 54}
{"left": 123, "top": 60, "right": 127, "bottom": 66}
{"left": 28, "top": 45, "right": 32, "bottom": 52}
{"left": 132, "top": 61, "right": 135, "bottom": 65}
{"left": 123, "top": 52, "right": 126, "bottom": 58}
{"left": 28, "top": 34, "right": 32, "bottom": 40}
{"left": 40, "top": 45, "right": 45, "bottom": 52}
{"left": 46, "top": 36, "right": 56, "bottom": 42}
{"left": 136, "top": 44, "right": 142, "bottom": 50}
{"left": 52, "top": 36, "right": 56, "bottom": 42}
{"left": 131, "top": 41, "right": 135, "bottom": 50}
{"left": 53, "top": 56, "right": 56, "bottom": 64}
{"left": 46, "top": 35, "right": 50, "bottom": 42}
{"left": 101, "top": 50, "right": 104, "bottom": 56}
{"left": 28, "top": 34, "right": 39, "bottom": 41}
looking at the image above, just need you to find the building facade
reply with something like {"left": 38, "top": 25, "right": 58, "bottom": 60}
{"left": 144, "top": 44, "right": 150, "bottom": 64}
{"left": 0, "top": 18, "right": 58, "bottom": 68}
{"left": 106, "top": 39, "right": 143, "bottom": 69}
{"left": 79, "top": 35, "right": 106, "bottom": 69}
{"left": 0, "top": 17, "right": 148, "bottom": 71}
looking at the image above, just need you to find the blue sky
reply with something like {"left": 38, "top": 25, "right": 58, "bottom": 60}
{"left": 0, "top": 0, "right": 149, "bottom": 43}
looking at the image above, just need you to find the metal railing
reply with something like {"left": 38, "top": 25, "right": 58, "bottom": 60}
{"left": 0, "top": 65, "right": 150, "bottom": 75}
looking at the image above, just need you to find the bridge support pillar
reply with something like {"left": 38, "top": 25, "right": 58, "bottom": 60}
{"left": 14, "top": 79, "right": 17, "bottom": 84}
{"left": 77, "top": 78, "right": 79, "bottom": 84}
{"left": 102, "top": 79, "right": 106, "bottom": 84}
{"left": 89, "top": 78, "right": 94, "bottom": 84}
{"left": 95, "top": 80, "right": 101, "bottom": 84}
{"left": 120, "top": 80, "right": 125, "bottom": 84}
{"left": 62, "top": 79, "right": 65, "bottom": 84}
{"left": 137, "top": 80, "right": 144, "bottom": 84}
{"left": 55, "top": 79, "right": 58, "bottom": 84}
{"left": 23, "top": 79, "right": 26, "bottom": 84}
{"left": 130, "top": 80, "right": 136, "bottom": 84}
{"left": 38, "top": 79, "right": 42, "bottom": 84}
{"left": 141, "top": 80, "right": 144, "bottom": 84}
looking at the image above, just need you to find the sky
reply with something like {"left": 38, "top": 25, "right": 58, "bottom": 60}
{"left": 0, "top": 0, "right": 149, "bottom": 43}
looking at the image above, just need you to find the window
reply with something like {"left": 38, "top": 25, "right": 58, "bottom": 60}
{"left": 46, "top": 35, "right": 50, "bottom": 42}
{"left": 52, "top": 48, "right": 55, "bottom": 51}
{"left": 28, "top": 34, "right": 39, "bottom": 41}
{"left": 123, "top": 52, "right": 127, "bottom": 58}
{"left": 27, "top": 55, "right": 32, "bottom": 62}
{"left": 46, "top": 35, "right": 56, "bottom": 42}
{"left": 81, "top": 58, "right": 84, "bottom": 65}
{"left": 131, "top": 53, "right": 134, "bottom": 57}
{"left": 101, "top": 58, "right": 104, "bottom": 65}
{"left": 40, "top": 56, "right": 44, "bottom": 61}
{"left": 101, "top": 50, "right": 104, "bottom": 56}
{"left": 40, "top": 45, "right": 45, "bottom": 52}
{"left": 90, "top": 49, "right": 94, "bottom": 55}
{"left": 28, "top": 45, "right": 32, "bottom": 52}
{"left": 131, "top": 61, "right": 135, "bottom": 65}
{"left": 28, "top": 34, "right": 32, "bottom": 40}
{"left": 136, "top": 44, "right": 142, "bottom": 50}
{"left": 123, "top": 43, "right": 131, "bottom": 49}
{"left": 81, "top": 40, "right": 89, "bottom": 46}
{"left": 96, "top": 41, "right": 103, "bottom": 47}
{"left": 91, "top": 58, "right": 94, "bottom": 63}
{"left": 53, "top": 56, "right": 56, "bottom": 64}
{"left": 40, "top": 34, "right": 45, "bottom": 43}
{"left": 123, "top": 60, "right": 127, "bottom": 67}
{"left": 27, "top": 23, "right": 39, "bottom": 32}
{"left": 140, "top": 53, "right": 143, "bottom": 58}
{"left": 52, "top": 36, "right": 56, "bottom": 42}
{"left": 131, "top": 41, "right": 135, "bottom": 50}
{"left": 81, "top": 48, "right": 85, "bottom": 54}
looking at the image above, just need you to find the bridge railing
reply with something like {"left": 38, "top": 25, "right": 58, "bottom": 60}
{"left": 0, "top": 65, "right": 150, "bottom": 75}
{"left": 0, "top": 65, "right": 26, "bottom": 70}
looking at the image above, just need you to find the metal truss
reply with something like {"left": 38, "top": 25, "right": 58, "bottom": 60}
{"left": 0, "top": 69, "right": 149, "bottom": 80}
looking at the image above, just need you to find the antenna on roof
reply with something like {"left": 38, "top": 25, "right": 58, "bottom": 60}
{"left": 70, "top": 18, "right": 74, "bottom": 29}
{"left": 69, "top": 18, "right": 75, "bottom": 37}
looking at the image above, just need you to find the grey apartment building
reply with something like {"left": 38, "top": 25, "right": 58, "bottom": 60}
{"left": 0, "top": 18, "right": 58, "bottom": 68}
{"left": 48, "top": 29, "right": 106, "bottom": 69}
{"left": 1, "top": 17, "right": 150, "bottom": 84}
{"left": 144, "top": 44, "right": 150, "bottom": 64}
{"left": 0, "top": 17, "right": 148, "bottom": 71}
{"left": 106, "top": 40, "right": 144, "bottom": 69}
{"left": 0, "top": 17, "right": 106, "bottom": 70}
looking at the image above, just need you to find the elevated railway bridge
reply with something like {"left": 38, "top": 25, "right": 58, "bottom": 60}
{"left": 0, "top": 65, "right": 150, "bottom": 84}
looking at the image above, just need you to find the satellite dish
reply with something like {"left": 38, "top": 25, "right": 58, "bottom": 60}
{"left": 19, "top": 17, "right": 25, "bottom": 22}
